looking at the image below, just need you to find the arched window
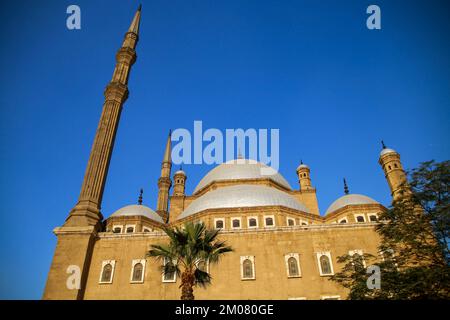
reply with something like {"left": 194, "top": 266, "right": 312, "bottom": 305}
{"left": 113, "top": 227, "right": 122, "bottom": 233}
{"left": 356, "top": 216, "right": 365, "bottom": 223}
{"left": 319, "top": 255, "right": 332, "bottom": 275}
{"left": 394, "top": 163, "right": 398, "bottom": 168}
{"left": 197, "top": 260, "right": 207, "bottom": 272}
{"left": 215, "top": 219, "right": 224, "bottom": 229}
{"left": 248, "top": 218, "right": 257, "bottom": 227}
{"left": 242, "top": 259, "right": 253, "bottom": 279}
{"left": 232, "top": 219, "right": 241, "bottom": 228}
{"left": 126, "top": 227, "right": 134, "bottom": 233}
{"left": 288, "top": 257, "right": 299, "bottom": 277}
{"left": 369, "top": 215, "right": 377, "bottom": 222}
{"left": 301, "top": 222, "right": 307, "bottom": 226}
{"left": 132, "top": 263, "right": 143, "bottom": 282}
{"left": 265, "top": 217, "right": 274, "bottom": 227}
{"left": 101, "top": 264, "right": 113, "bottom": 283}
{"left": 163, "top": 258, "right": 176, "bottom": 282}
{"left": 339, "top": 219, "right": 347, "bottom": 224}
{"left": 287, "top": 218, "right": 295, "bottom": 226}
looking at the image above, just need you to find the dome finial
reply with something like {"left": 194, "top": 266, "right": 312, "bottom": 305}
{"left": 343, "top": 178, "right": 349, "bottom": 195}
{"left": 300, "top": 159, "right": 303, "bottom": 165}
{"left": 381, "top": 140, "right": 387, "bottom": 149}
{"left": 138, "top": 188, "right": 143, "bottom": 205}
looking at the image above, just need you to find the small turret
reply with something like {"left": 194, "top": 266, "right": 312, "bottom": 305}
{"left": 173, "top": 167, "right": 187, "bottom": 196}
{"left": 296, "top": 160, "right": 313, "bottom": 191}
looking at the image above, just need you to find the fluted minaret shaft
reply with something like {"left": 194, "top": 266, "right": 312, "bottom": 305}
{"left": 65, "top": 7, "right": 141, "bottom": 228}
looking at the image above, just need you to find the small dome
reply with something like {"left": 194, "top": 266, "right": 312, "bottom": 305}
{"left": 174, "top": 169, "right": 186, "bottom": 176}
{"left": 297, "top": 163, "right": 309, "bottom": 171}
{"left": 380, "top": 148, "right": 397, "bottom": 157}
{"left": 325, "top": 194, "right": 379, "bottom": 215}
{"left": 110, "top": 204, "right": 164, "bottom": 223}
{"left": 178, "top": 184, "right": 309, "bottom": 219}
{"left": 194, "top": 159, "right": 291, "bottom": 193}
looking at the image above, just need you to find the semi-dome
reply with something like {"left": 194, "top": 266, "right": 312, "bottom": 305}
{"left": 380, "top": 148, "right": 397, "bottom": 157}
{"left": 194, "top": 159, "right": 291, "bottom": 193}
{"left": 110, "top": 204, "right": 164, "bottom": 223}
{"left": 178, "top": 184, "right": 309, "bottom": 219}
{"left": 325, "top": 194, "right": 379, "bottom": 215}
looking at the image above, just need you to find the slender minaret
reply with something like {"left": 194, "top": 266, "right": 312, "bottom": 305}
{"left": 65, "top": 6, "right": 142, "bottom": 229}
{"left": 156, "top": 131, "right": 172, "bottom": 222}
{"left": 43, "top": 7, "right": 142, "bottom": 300}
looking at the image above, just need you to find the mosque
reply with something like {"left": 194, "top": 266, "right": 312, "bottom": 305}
{"left": 43, "top": 6, "right": 408, "bottom": 300}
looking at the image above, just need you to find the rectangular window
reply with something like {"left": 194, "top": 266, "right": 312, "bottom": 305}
{"left": 99, "top": 260, "right": 116, "bottom": 284}
{"left": 112, "top": 225, "right": 123, "bottom": 233}
{"left": 286, "top": 217, "right": 295, "bottom": 226}
{"left": 125, "top": 224, "right": 136, "bottom": 233}
{"left": 130, "top": 259, "right": 146, "bottom": 283}
{"left": 240, "top": 256, "right": 255, "bottom": 280}
{"left": 264, "top": 215, "right": 275, "bottom": 227}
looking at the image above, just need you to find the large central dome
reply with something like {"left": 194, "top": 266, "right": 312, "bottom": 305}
{"left": 178, "top": 184, "right": 309, "bottom": 219}
{"left": 193, "top": 159, "right": 292, "bottom": 193}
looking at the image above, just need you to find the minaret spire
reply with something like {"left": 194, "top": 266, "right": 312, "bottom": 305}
{"left": 343, "top": 178, "right": 349, "bottom": 195}
{"left": 156, "top": 130, "right": 173, "bottom": 222}
{"left": 64, "top": 7, "right": 142, "bottom": 228}
{"left": 138, "top": 188, "right": 143, "bottom": 205}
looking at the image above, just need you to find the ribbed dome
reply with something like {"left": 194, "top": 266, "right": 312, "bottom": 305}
{"left": 178, "top": 184, "right": 309, "bottom": 219}
{"left": 325, "top": 194, "right": 379, "bottom": 215}
{"left": 380, "top": 148, "right": 397, "bottom": 156}
{"left": 194, "top": 159, "right": 291, "bottom": 193}
{"left": 110, "top": 204, "right": 164, "bottom": 223}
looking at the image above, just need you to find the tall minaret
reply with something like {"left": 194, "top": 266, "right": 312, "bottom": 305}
{"left": 65, "top": 6, "right": 142, "bottom": 229}
{"left": 378, "top": 141, "right": 409, "bottom": 201}
{"left": 43, "top": 7, "right": 142, "bottom": 300}
{"left": 156, "top": 131, "right": 172, "bottom": 222}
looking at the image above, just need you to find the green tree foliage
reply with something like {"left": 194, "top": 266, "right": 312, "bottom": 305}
{"left": 331, "top": 160, "right": 450, "bottom": 299}
{"left": 147, "top": 221, "right": 233, "bottom": 300}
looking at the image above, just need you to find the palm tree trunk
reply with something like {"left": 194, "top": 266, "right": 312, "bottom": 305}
{"left": 180, "top": 271, "right": 195, "bottom": 300}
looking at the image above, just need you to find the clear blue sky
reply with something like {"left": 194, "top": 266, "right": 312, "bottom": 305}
{"left": 0, "top": 0, "right": 449, "bottom": 299}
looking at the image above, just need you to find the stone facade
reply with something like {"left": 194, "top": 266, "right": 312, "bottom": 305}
{"left": 43, "top": 7, "right": 408, "bottom": 300}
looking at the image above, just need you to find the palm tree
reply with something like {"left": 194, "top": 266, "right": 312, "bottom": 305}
{"left": 147, "top": 221, "right": 233, "bottom": 300}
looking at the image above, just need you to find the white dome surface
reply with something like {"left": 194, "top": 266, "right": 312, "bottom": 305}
{"left": 110, "top": 204, "right": 164, "bottom": 223}
{"left": 194, "top": 159, "right": 291, "bottom": 193}
{"left": 178, "top": 184, "right": 309, "bottom": 219}
{"left": 380, "top": 148, "right": 397, "bottom": 156}
{"left": 325, "top": 194, "right": 379, "bottom": 215}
